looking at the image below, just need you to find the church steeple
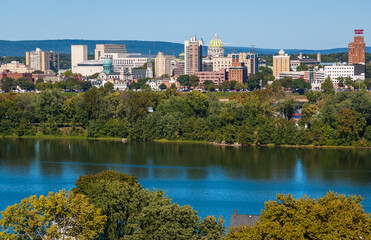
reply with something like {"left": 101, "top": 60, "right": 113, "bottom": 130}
{"left": 146, "top": 50, "right": 153, "bottom": 78}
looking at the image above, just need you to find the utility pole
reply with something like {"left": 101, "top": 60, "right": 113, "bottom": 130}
{"left": 260, "top": 80, "right": 262, "bottom": 90}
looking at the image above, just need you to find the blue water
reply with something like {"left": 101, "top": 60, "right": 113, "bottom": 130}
{"left": 0, "top": 139, "right": 370, "bottom": 226}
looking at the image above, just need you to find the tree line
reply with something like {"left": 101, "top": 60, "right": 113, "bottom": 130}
{"left": 1, "top": 77, "right": 93, "bottom": 92}
{"left": 0, "top": 86, "right": 370, "bottom": 147}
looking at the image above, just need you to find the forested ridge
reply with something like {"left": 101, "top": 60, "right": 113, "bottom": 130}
{"left": 0, "top": 87, "right": 370, "bottom": 147}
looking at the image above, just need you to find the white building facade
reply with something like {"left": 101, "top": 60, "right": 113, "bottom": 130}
{"left": 71, "top": 45, "right": 88, "bottom": 73}
{"left": 324, "top": 64, "right": 365, "bottom": 84}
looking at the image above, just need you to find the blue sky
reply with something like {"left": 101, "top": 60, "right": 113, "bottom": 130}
{"left": 1, "top": 0, "right": 370, "bottom": 49}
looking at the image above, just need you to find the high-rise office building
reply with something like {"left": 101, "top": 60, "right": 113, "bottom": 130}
{"left": 228, "top": 53, "right": 247, "bottom": 83}
{"left": 26, "top": 48, "right": 59, "bottom": 72}
{"left": 71, "top": 45, "right": 88, "bottom": 73}
{"left": 155, "top": 52, "right": 175, "bottom": 77}
{"left": 348, "top": 29, "right": 366, "bottom": 65}
{"left": 273, "top": 49, "right": 290, "bottom": 78}
{"left": 246, "top": 48, "right": 258, "bottom": 77}
{"left": 173, "top": 60, "right": 185, "bottom": 77}
{"left": 48, "top": 51, "right": 60, "bottom": 71}
{"left": 95, "top": 44, "right": 127, "bottom": 60}
{"left": 184, "top": 37, "right": 203, "bottom": 75}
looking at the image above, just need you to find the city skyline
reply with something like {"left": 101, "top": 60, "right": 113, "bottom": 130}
{"left": 1, "top": 0, "right": 370, "bottom": 49}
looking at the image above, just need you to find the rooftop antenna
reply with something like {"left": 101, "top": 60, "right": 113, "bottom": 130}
{"left": 250, "top": 44, "right": 256, "bottom": 54}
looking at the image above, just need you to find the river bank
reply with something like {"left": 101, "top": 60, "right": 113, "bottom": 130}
{"left": 2, "top": 135, "right": 370, "bottom": 149}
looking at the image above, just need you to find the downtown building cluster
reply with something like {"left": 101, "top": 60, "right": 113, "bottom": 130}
{"left": 0, "top": 30, "right": 367, "bottom": 92}
{"left": 273, "top": 29, "right": 366, "bottom": 90}
{"left": 69, "top": 33, "right": 260, "bottom": 90}
{"left": 0, "top": 48, "right": 60, "bottom": 84}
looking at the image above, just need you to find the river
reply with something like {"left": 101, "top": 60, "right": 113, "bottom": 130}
{"left": 0, "top": 138, "right": 370, "bottom": 226}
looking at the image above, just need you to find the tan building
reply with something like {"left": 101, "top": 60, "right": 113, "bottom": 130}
{"left": 348, "top": 29, "right": 366, "bottom": 65}
{"left": 184, "top": 37, "right": 203, "bottom": 75}
{"left": 26, "top": 48, "right": 50, "bottom": 72}
{"left": 71, "top": 45, "right": 88, "bottom": 73}
{"left": 273, "top": 49, "right": 290, "bottom": 78}
{"left": 213, "top": 56, "right": 231, "bottom": 71}
{"left": 95, "top": 44, "right": 127, "bottom": 60}
{"left": 213, "top": 53, "right": 256, "bottom": 74}
{"left": 0, "top": 61, "right": 34, "bottom": 73}
{"left": 155, "top": 52, "right": 175, "bottom": 77}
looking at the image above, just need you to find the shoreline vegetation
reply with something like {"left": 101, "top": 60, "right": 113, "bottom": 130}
{"left": 0, "top": 88, "right": 370, "bottom": 148}
{"left": 2, "top": 135, "right": 370, "bottom": 149}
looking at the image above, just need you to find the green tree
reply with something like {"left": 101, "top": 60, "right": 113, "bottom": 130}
{"left": 36, "top": 78, "right": 44, "bottom": 84}
{"left": 37, "top": 89, "right": 65, "bottom": 123}
{"left": 228, "top": 192, "right": 371, "bottom": 240}
{"left": 344, "top": 77, "right": 354, "bottom": 89}
{"left": 72, "top": 170, "right": 226, "bottom": 240}
{"left": 280, "top": 76, "right": 293, "bottom": 89}
{"left": 36, "top": 81, "right": 53, "bottom": 91}
{"left": 161, "top": 74, "right": 170, "bottom": 78}
{"left": 296, "top": 63, "right": 309, "bottom": 71}
{"left": 202, "top": 80, "right": 216, "bottom": 91}
{"left": 88, "top": 72, "right": 99, "bottom": 79}
{"left": 159, "top": 83, "right": 167, "bottom": 90}
{"left": 305, "top": 91, "right": 322, "bottom": 104}
{"left": 321, "top": 76, "right": 334, "bottom": 94}
{"left": 291, "top": 78, "right": 310, "bottom": 95}
{"left": 189, "top": 74, "right": 200, "bottom": 88}
{"left": 278, "top": 98, "right": 296, "bottom": 120}
{"left": 16, "top": 77, "right": 35, "bottom": 91}
{"left": 177, "top": 75, "right": 190, "bottom": 87}
{"left": 220, "top": 81, "right": 231, "bottom": 91}
{"left": 237, "top": 124, "right": 255, "bottom": 145}
{"left": 140, "top": 83, "right": 151, "bottom": 91}
{"left": 0, "top": 190, "right": 106, "bottom": 240}
{"left": 299, "top": 103, "right": 318, "bottom": 128}
{"left": 104, "top": 82, "right": 114, "bottom": 91}
{"left": 335, "top": 108, "right": 364, "bottom": 144}
{"left": 338, "top": 77, "right": 344, "bottom": 87}
{"left": 62, "top": 70, "right": 72, "bottom": 77}
{"left": 1, "top": 77, "right": 16, "bottom": 92}
{"left": 186, "top": 90, "right": 209, "bottom": 117}
{"left": 129, "top": 81, "right": 140, "bottom": 90}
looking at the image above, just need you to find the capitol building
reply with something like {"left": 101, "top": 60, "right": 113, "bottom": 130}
{"left": 207, "top": 33, "right": 225, "bottom": 58}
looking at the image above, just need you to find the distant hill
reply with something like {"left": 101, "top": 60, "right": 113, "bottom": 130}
{"left": 0, "top": 39, "right": 370, "bottom": 57}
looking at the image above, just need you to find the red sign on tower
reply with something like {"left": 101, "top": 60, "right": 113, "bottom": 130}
{"left": 354, "top": 29, "right": 364, "bottom": 35}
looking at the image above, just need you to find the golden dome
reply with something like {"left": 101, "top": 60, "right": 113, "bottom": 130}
{"left": 209, "top": 33, "right": 223, "bottom": 48}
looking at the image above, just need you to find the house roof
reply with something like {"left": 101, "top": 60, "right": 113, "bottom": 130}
{"left": 230, "top": 212, "right": 260, "bottom": 228}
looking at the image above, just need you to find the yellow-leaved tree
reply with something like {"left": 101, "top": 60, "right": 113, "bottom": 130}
{"left": 0, "top": 189, "right": 106, "bottom": 240}
{"left": 228, "top": 192, "right": 371, "bottom": 240}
